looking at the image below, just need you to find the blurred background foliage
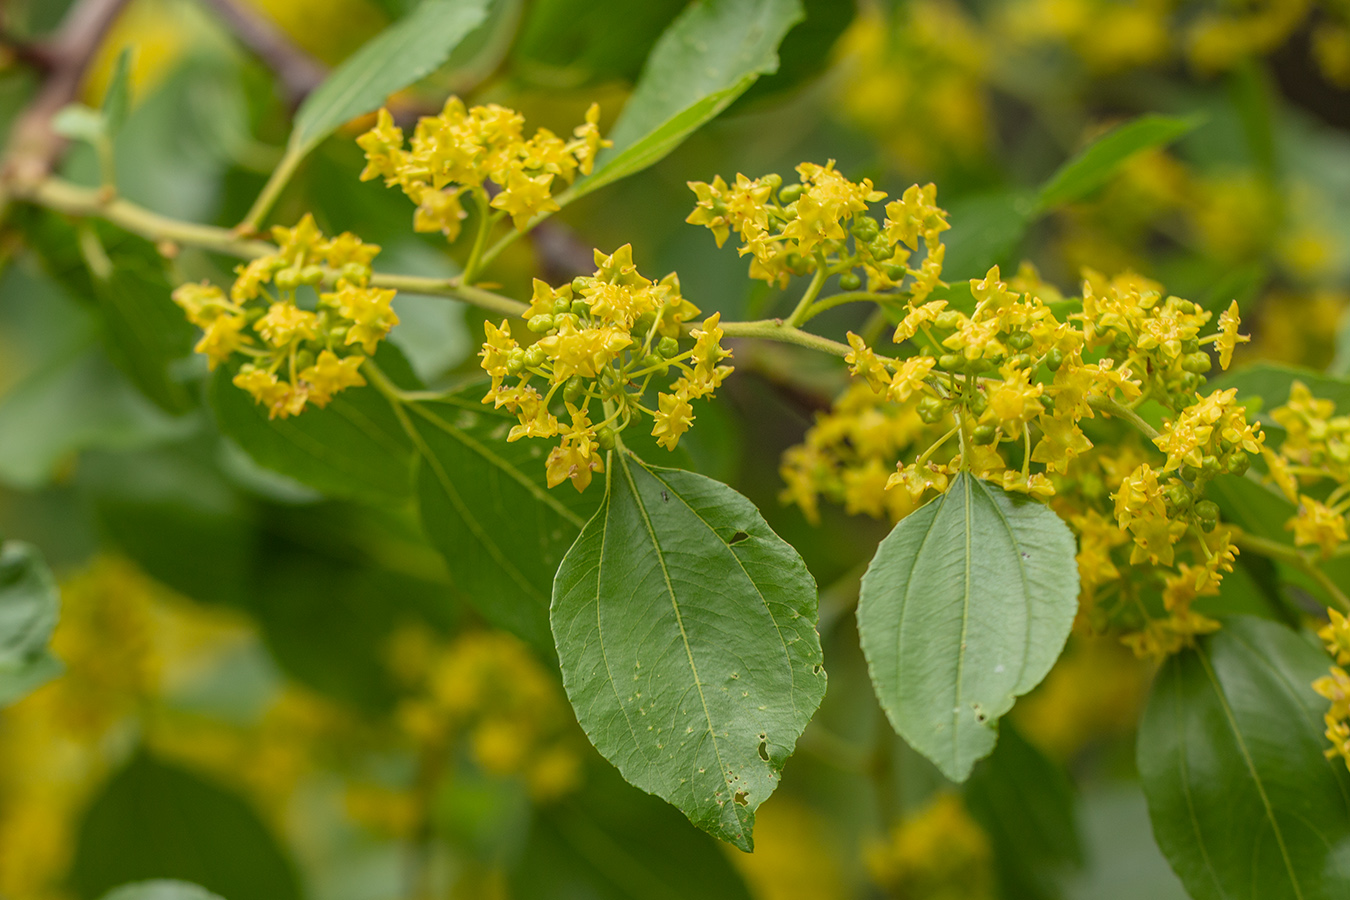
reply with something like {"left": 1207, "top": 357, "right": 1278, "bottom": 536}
{"left": 1, "top": 0, "right": 1349, "bottom": 898}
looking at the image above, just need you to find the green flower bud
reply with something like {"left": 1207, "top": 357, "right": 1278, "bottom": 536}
{"left": 1194, "top": 499, "right": 1220, "bottom": 529}
{"left": 633, "top": 312, "right": 657, "bottom": 336}
{"left": 1007, "top": 331, "right": 1034, "bottom": 350}
{"left": 868, "top": 238, "right": 895, "bottom": 261}
{"left": 1046, "top": 348, "right": 1065, "bottom": 371}
{"left": 596, "top": 426, "right": 616, "bottom": 451}
{"left": 1181, "top": 463, "right": 1202, "bottom": 481}
{"left": 883, "top": 264, "right": 907, "bottom": 281}
{"left": 505, "top": 351, "right": 525, "bottom": 375}
{"left": 564, "top": 377, "right": 586, "bottom": 404}
{"left": 524, "top": 345, "right": 546, "bottom": 368}
{"left": 299, "top": 265, "right": 325, "bottom": 286}
{"left": 761, "top": 173, "right": 783, "bottom": 191}
{"left": 657, "top": 336, "right": 680, "bottom": 358}
{"left": 275, "top": 268, "right": 301, "bottom": 291}
{"left": 938, "top": 353, "right": 964, "bottom": 371}
{"left": 1113, "top": 331, "right": 1132, "bottom": 351}
{"left": 571, "top": 299, "right": 590, "bottom": 317}
{"left": 917, "top": 395, "right": 949, "bottom": 424}
{"left": 935, "top": 311, "right": 963, "bottom": 330}
{"left": 968, "top": 391, "right": 988, "bottom": 416}
{"left": 778, "top": 183, "right": 805, "bottom": 204}
{"left": 851, "top": 216, "right": 880, "bottom": 241}
{"left": 642, "top": 353, "right": 669, "bottom": 374}
{"left": 571, "top": 276, "right": 589, "bottom": 293}
{"left": 339, "top": 262, "right": 368, "bottom": 284}
{"left": 553, "top": 296, "right": 573, "bottom": 315}
{"left": 973, "top": 424, "right": 998, "bottom": 445}
{"left": 1011, "top": 353, "right": 1033, "bottom": 369}
{"left": 838, "top": 271, "right": 862, "bottom": 291}
{"left": 527, "top": 314, "right": 555, "bottom": 334}
{"left": 1223, "top": 451, "right": 1250, "bottom": 476}
{"left": 1182, "top": 351, "right": 1213, "bottom": 374}
{"left": 1165, "top": 482, "right": 1192, "bottom": 508}
{"left": 1181, "top": 338, "right": 1200, "bottom": 354}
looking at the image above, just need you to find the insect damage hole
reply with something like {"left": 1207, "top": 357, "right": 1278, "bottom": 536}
{"left": 757, "top": 738, "right": 770, "bottom": 761}
{"left": 728, "top": 530, "right": 749, "bottom": 545}
{"left": 734, "top": 790, "right": 749, "bottom": 807}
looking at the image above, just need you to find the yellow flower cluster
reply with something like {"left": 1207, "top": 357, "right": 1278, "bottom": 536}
{"left": 866, "top": 793, "right": 993, "bottom": 900}
{"left": 1262, "top": 381, "right": 1350, "bottom": 558}
{"left": 479, "top": 245, "right": 730, "bottom": 491}
{"left": 173, "top": 214, "right": 394, "bottom": 419}
{"left": 779, "top": 382, "right": 947, "bottom": 524}
{"left": 390, "top": 628, "right": 582, "bottom": 802}
{"left": 687, "top": 163, "right": 948, "bottom": 295}
{"left": 1316, "top": 609, "right": 1350, "bottom": 771}
{"left": 357, "top": 98, "right": 609, "bottom": 237}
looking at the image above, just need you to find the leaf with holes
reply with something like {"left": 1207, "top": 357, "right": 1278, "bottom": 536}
{"left": 857, "top": 472, "right": 1078, "bottom": 782}
{"left": 1138, "top": 615, "right": 1350, "bottom": 900}
{"left": 551, "top": 451, "right": 825, "bottom": 851}
{"left": 408, "top": 396, "right": 597, "bottom": 653}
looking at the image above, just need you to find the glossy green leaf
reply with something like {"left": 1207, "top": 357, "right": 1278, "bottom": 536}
{"left": 289, "top": 0, "right": 491, "bottom": 157}
{"left": 0, "top": 541, "right": 62, "bottom": 705}
{"left": 209, "top": 354, "right": 415, "bottom": 505}
{"left": 1138, "top": 616, "right": 1350, "bottom": 900}
{"left": 511, "top": 0, "right": 686, "bottom": 85}
{"left": 557, "top": 0, "right": 804, "bottom": 203}
{"left": 857, "top": 473, "right": 1079, "bottom": 782}
{"left": 100, "top": 882, "right": 226, "bottom": 900}
{"left": 966, "top": 723, "right": 1083, "bottom": 900}
{"left": 409, "top": 396, "right": 594, "bottom": 651}
{"left": 1035, "top": 114, "right": 1201, "bottom": 213}
{"left": 1214, "top": 362, "right": 1350, "bottom": 424}
{"left": 71, "top": 754, "right": 301, "bottom": 900}
{"left": 510, "top": 764, "right": 755, "bottom": 900}
{"left": 552, "top": 451, "right": 826, "bottom": 851}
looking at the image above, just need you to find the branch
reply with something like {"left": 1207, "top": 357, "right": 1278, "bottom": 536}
{"left": 2, "top": 0, "right": 133, "bottom": 186}
{"left": 197, "top": 0, "right": 326, "bottom": 109}
{"left": 1232, "top": 530, "right": 1350, "bottom": 613}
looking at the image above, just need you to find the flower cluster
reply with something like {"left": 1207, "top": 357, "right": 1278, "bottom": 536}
{"left": 687, "top": 163, "right": 949, "bottom": 296}
{"left": 357, "top": 98, "right": 610, "bottom": 239}
{"left": 1263, "top": 381, "right": 1350, "bottom": 558}
{"left": 389, "top": 628, "right": 582, "bottom": 802}
{"left": 1316, "top": 610, "right": 1350, "bottom": 771}
{"left": 479, "top": 245, "right": 731, "bottom": 491}
{"left": 173, "top": 214, "right": 395, "bottom": 419}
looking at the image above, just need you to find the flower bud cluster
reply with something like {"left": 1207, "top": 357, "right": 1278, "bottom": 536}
{"left": 357, "top": 98, "right": 610, "bottom": 238}
{"left": 479, "top": 245, "right": 731, "bottom": 492}
{"left": 686, "top": 163, "right": 949, "bottom": 295}
{"left": 173, "top": 214, "right": 396, "bottom": 419}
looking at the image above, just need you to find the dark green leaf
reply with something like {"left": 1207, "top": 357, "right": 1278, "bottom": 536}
{"left": 1138, "top": 616, "right": 1350, "bottom": 900}
{"left": 857, "top": 473, "right": 1079, "bottom": 782}
{"left": 100, "top": 883, "right": 225, "bottom": 900}
{"left": 289, "top": 0, "right": 491, "bottom": 157}
{"left": 71, "top": 754, "right": 301, "bottom": 900}
{"left": 552, "top": 452, "right": 826, "bottom": 851}
{"left": 939, "top": 190, "right": 1032, "bottom": 281}
{"left": 510, "top": 763, "right": 755, "bottom": 900}
{"left": 409, "top": 396, "right": 594, "bottom": 651}
{"left": 966, "top": 723, "right": 1083, "bottom": 900}
{"left": 1035, "top": 115, "right": 1202, "bottom": 213}
{"left": 511, "top": 0, "right": 686, "bottom": 85}
{"left": 558, "top": 0, "right": 804, "bottom": 203}
{"left": 0, "top": 539, "right": 62, "bottom": 705}
{"left": 209, "top": 352, "right": 416, "bottom": 505}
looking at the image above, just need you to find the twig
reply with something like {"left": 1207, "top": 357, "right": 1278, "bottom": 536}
{"left": 197, "top": 0, "right": 326, "bottom": 109}
{"left": 2, "top": 0, "right": 134, "bottom": 187}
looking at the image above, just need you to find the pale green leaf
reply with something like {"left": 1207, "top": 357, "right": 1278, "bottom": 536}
{"left": 0, "top": 541, "right": 62, "bottom": 706}
{"left": 857, "top": 473, "right": 1078, "bottom": 781}
{"left": 552, "top": 452, "right": 826, "bottom": 851}
{"left": 101, "top": 47, "right": 134, "bottom": 137}
{"left": 290, "top": 0, "right": 491, "bottom": 156}
{"left": 1138, "top": 616, "right": 1350, "bottom": 900}
{"left": 556, "top": 0, "right": 803, "bottom": 204}
{"left": 1035, "top": 114, "right": 1201, "bottom": 213}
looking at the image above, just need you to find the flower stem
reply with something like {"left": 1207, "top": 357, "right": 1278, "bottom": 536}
{"left": 1232, "top": 530, "right": 1350, "bottom": 612}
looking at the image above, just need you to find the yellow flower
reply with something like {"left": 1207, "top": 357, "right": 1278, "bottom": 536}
{"left": 490, "top": 168, "right": 561, "bottom": 229}
{"left": 652, "top": 391, "right": 695, "bottom": 451}
{"left": 1288, "top": 496, "right": 1348, "bottom": 559}
{"left": 892, "top": 300, "right": 947, "bottom": 343}
{"left": 194, "top": 314, "right": 248, "bottom": 369}
{"left": 886, "top": 461, "right": 950, "bottom": 504}
{"left": 328, "top": 285, "right": 399, "bottom": 354}
{"left": 845, "top": 332, "right": 891, "bottom": 393}
{"left": 546, "top": 438, "right": 603, "bottom": 492}
{"left": 171, "top": 281, "right": 231, "bottom": 327}
{"left": 298, "top": 351, "right": 366, "bottom": 407}
{"left": 255, "top": 302, "right": 319, "bottom": 347}
{"left": 233, "top": 366, "right": 307, "bottom": 419}
{"left": 1215, "top": 300, "right": 1249, "bottom": 370}
{"left": 356, "top": 107, "right": 405, "bottom": 184}
{"left": 571, "top": 102, "right": 610, "bottom": 175}
{"left": 1315, "top": 666, "right": 1350, "bottom": 722}
{"left": 886, "top": 356, "right": 935, "bottom": 403}
{"left": 1320, "top": 609, "right": 1350, "bottom": 666}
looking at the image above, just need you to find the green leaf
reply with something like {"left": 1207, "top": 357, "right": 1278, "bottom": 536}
{"left": 289, "top": 0, "right": 491, "bottom": 158}
{"left": 0, "top": 346, "right": 193, "bottom": 489}
{"left": 408, "top": 396, "right": 595, "bottom": 652}
{"left": 966, "top": 723, "right": 1083, "bottom": 900}
{"left": 71, "top": 754, "right": 301, "bottom": 900}
{"left": 209, "top": 351, "right": 416, "bottom": 505}
{"left": 1138, "top": 616, "right": 1350, "bottom": 900}
{"left": 510, "top": 763, "right": 755, "bottom": 900}
{"left": 551, "top": 451, "right": 826, "bottom": 851}
{"left": 1213, "top": 362, "right": 1350, "bottom": 425}
{"left": 857, "top": 473, "right": 1079, "bottom": 782}
{"left": 101, "top": 47, "right": 134, "bottom": 137}
{"left": 52, "top": 104, "right": 106, "bottom": 143}
{"left": 100, "top": 882, "right": 226, "bottom": 900}
{"left": 939, "top": 190, "right": 1033, "bottom": 281}
{"left": 1035, "top": 115, "right": 1202, "bottom": 213}
{"left": 556, "top": 0, "right": 804, "bottom": 204}
{"left": 0, "top": 540, "right": 62, "bottom": 705}
{"left": 510, "top": 0, "right": 686, "bottom": 85}
{"left": 1331, "top": 306, "right": 1350, "bottom": 377}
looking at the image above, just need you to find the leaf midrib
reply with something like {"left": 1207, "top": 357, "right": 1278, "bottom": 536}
{"left": 616, "top": 451, "right": 746, "bottom": 843}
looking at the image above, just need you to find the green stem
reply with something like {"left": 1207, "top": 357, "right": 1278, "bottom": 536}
{"left": 239, "top": 145, "right": 303, "bottom": 234}
{"left": 784, "top": 256, "right": 830, "bottom": 328}
{"left": 1232, "top": 531, "right": 1350, "bottom": 612}
{"left": 800, "top": 289, "right": 905, "bottom": 323}
{"left": 716, "top": 319, "right": 852, "bottom": 358}
{"left": 460, "top": 191, "right": 495, "bottom": 284}
{"left": 1088, "top": 395, "right": 1161, "bottom": 440}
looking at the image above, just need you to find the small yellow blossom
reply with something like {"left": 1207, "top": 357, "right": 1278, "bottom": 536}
{"left": 1288, "top": 496, "right": 1348, "bottom": 559}
{"left": 299, "top": 351, "right": 366, "bottom": 408}
{"left": 1215, "top": 300, "right": 1249, "bottom": 370}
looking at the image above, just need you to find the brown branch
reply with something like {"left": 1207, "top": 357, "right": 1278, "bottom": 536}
{"left": 196, "top": 0, "right": 326, "bottom": 109}
{"left": 2, "top": 0, "right": 134, "bottom": 186}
